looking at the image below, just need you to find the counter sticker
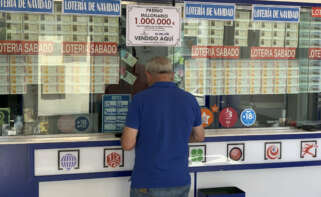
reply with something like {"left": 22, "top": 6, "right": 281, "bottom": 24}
{"left": 201, "top": 108, "right": 214, "bottom": 128}
{"left": 126, "top": 5, "right": 181, "bottom": 46}
{"left": 250, "top": 47, "right": 296, "bottom": 59}
{"left": 104, "top": 148, "right": 124, "bottom": 168}
{"left": 192, "top": 46, "right": 240, "bottom": 59}
{"left": 265, "top": 142, "right": 281, "bottom": 160}
{"left": 227, "top": 143, "right": 245, "bottom": 161}
{"left": 58, "top": 150, "right": 80, "bottom": 171}
{"left": 240, "top": 108, "right": 256, "bottom": 127}
{"left": 300, "top": 141, "right": 318, "bottom": 158}
{"left": 252, "top": 5, "right": 300, "bottom": 23}
{"left": 63, "top": 0, "right": 121, "bottom": 16}
{"left": 211, "top": 104, "right": 219, "bottom": 113}
{"left": 0, "top": 0, "right": 53, "bottom": 13}
{"left": 219, "top": 107, "right": 238, "bottom": 128}
{"left": 184, "top": 2, "right": 235, "bottom": 20}
{"left": 189, "top": 145, "right": 206, "bottom": 164}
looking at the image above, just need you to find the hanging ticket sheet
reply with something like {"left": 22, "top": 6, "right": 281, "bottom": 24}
{"left": 102, "top": 94, "right": 131, "bottom": 132}
{"left": 126, "top": 5, "right": 181, "bottom": 46}
{"left": 0, "top": 0, "right": 53, "bottom": 13}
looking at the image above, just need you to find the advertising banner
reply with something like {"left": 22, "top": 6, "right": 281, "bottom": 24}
{"left": 126, "top": 5, "right": 181, "bottom": 46}
{"left": 191, "top": 46, "right": 240, "bottom": 58}
{"left": 0, "top": 0, "right": 53, "bottom": 13}
{"left": 184, "top": 2, "right": 235, "bottom": 20}
{"left": 63, "top": 0, "right": 121, "bottom": 16}
{"left": 252, "top": 5, "right": 300, "bottom": 23}
{"left": 250, "top": 47, "right": 296, "bottom": 59}
{"left": 309, "top": 48, "right": 321, "bottom": 59}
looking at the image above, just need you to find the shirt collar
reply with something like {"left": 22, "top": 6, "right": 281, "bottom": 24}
{"left": 151, "top": 82, "right": 177, "bottom": 88}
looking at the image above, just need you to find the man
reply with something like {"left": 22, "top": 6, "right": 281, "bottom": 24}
{"left": 121, "top": 56, "right": 205, "bottom": 197}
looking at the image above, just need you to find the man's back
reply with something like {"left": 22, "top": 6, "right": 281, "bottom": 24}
{"left": 126, "top": 82, "right": 201, "bottom": 188}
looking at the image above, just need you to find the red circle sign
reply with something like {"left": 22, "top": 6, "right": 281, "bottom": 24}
{"left": 219, "top": 107, "right": 238, "bottom": 128}
{"left": 106, "top": 152, "right": 121, "bottom": 168}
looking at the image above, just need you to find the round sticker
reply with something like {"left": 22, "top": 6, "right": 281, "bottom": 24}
{"left": 75, "top": 116, "right": 89, "bottom": 132}
{"left": 106, "top": 152, "right": 121, "bottom": 168}
{"left": 240, "top": 108, "right": 256, "bottom": 127}
{"left": 219, "top": 107, "right": 238, "bottom": 128}
{"left": 201, "top": 108, "right": 214, "bottom": 128}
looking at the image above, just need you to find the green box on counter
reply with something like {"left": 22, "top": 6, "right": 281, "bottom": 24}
{"left": 198, "top": 187, "right": 245, "bottom": 197}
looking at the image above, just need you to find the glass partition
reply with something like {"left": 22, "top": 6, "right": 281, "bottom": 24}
{"left": 0, "top": 1, "right": 320, "bottom": 135}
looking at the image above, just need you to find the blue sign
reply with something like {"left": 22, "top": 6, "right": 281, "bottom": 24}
{"left": 240, "top": 108, "right": 256, "bottom": 127}
{"left": 75, "top": 116, "right": 89, "bottom": 132}
{"left": 185, "top": 2, "right": 235, "bottom": 20}
{"left": 0, "top": 0, "right": 53, "bottom": 13}
{"left": 252, "top": 5, "right": 300, "bottom": 23}
{"left": 63, "top": 0, "right": 121, "bottom": 16}
{"left": 102, "top": 94, "right": 131, "bottom": 132}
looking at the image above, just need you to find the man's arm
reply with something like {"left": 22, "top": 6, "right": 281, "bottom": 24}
{"left": 190, "top": 125, "right": 205, "bottom": 142}
{"left": 121, "top": 127, "right": 138, "bottom": 150}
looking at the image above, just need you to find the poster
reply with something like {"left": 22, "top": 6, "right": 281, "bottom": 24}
{"left": 126, "top": 5, "right": 181, "bottom": 46}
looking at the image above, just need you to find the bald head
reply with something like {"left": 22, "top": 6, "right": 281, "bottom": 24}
{"left": 145, "top": 57, "right": 174, "bottom": 86}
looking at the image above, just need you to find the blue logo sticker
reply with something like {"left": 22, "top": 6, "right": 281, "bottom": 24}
{"left": 240, "top": 108, "right": 256, "bottom": 127}
{"left": 75, "top": 116, "right": 89, "bottom": 131}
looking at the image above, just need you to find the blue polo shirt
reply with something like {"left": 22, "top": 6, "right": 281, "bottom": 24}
{"left": 125, "top": 82, "right": 202, "bottom": 188}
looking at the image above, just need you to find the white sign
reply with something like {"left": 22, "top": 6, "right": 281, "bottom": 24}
{"left": 126, "top": 5, "right": 181, "bottom": 46}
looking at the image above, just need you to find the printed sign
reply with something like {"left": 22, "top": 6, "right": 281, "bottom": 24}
{"left": 312, "top": 7, "right": 321, "bottom": 17}
{"left": 0, "top": 0, "right": 53, "bottom": 13}
{"left": 126, "top": 5, "right": 181, "bottom": 46}
{"left": 192, "top": 46, "right": 240, "bottom": 59}
{"left": 240, "top": 108, "right": 256, "bottom": 127}
{"left": 104, "top": 148, "right": 124, "bottom": 168}
{"left": 201, "top": 108, "right": 214, "bottom": 128}
{"left": 309, "top": 48, "right": 321, "bottom": 59}
{"left": 265, "top": 142, "right": 281, "bottom": 160}
{"left": 189, "top": 145, "right": 206, "bottom": 163}
{"left": 252, "top": 5, "right": 300, "bottom": 23}
{"left": 184, "top": 2, "right": 235, "bottom": 20}
{"left": 102, "top": 94, "right": 131, "bottom": 132}
{"left": 300, "top": 141, "right": 318, "bottom": 158}
{"left": 250, "top": 47, "right": 296, "bottom": 59}
{"left": 219, "top": 107, "right": 238, "bottom": 128}
{"left": 58, "top": 150, "right": 80, "bottom": 171}
{"left": 227, "top": 143, "right": 245, "bottom": 161}
{"left": 63, "top": 0, "right": 121, "bottom": 16}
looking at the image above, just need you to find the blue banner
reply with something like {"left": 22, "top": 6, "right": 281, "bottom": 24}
{"left": 252, "top": 5, "right": 300, "bottom": 22}
{"left": 63, "top": 0, "right": 121, "bottom": 16}
{"left": 184, "top": 2, "right": 235, "bottom": 20}
{"left": 0, "top": 0, "right": 53, "bottom": 13}
{"left": 102, "top": 94, "right": 131, "bottom": 132}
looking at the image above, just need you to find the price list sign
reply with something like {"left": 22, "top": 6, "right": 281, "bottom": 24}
{"left": 102, "top": 94, "right": 131, "bottom": 132}
{"left": 126, "top": 5, "right": 181, "bottom": 46}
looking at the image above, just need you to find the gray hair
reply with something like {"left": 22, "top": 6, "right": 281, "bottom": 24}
{"left": 145, "top": 57, "right": 173, "bottom": 74}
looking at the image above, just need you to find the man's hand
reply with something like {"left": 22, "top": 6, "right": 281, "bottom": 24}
{"left": 121, "top": 127, "right": 138, "bottom": 150}
{"left": 190, "top": 125, "right": 205, "bottom": 142}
